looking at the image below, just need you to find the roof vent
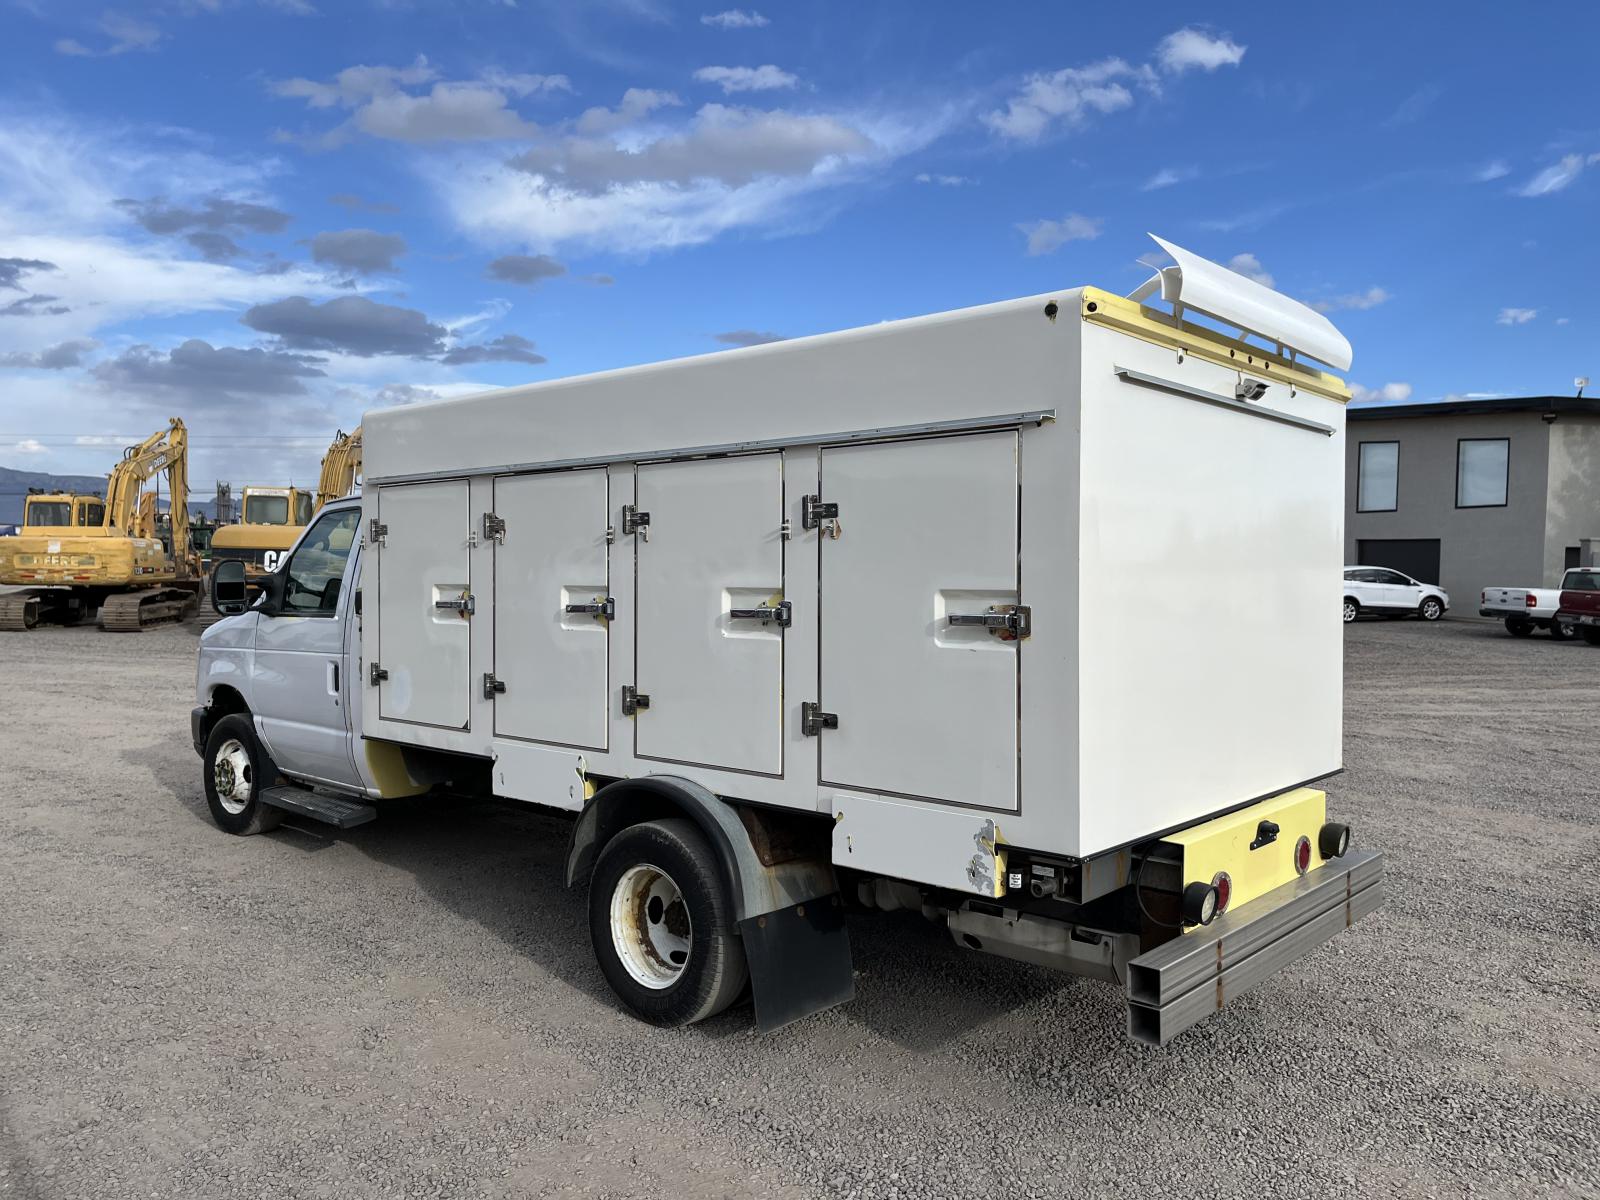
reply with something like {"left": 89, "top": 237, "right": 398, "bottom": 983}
{"left": 1128, "top": 234, "right": 1353, "bottom": 372}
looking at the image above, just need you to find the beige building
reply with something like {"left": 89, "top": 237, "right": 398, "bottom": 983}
{"left": 1345, "top": 397, "right": 1600, "bottom": 607}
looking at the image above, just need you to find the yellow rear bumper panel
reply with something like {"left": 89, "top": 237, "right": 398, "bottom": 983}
{"left": 1164, "top": 787, "right": 1328, "bottom": 920}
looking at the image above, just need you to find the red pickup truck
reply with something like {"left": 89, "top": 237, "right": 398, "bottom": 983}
{"left": 1555, "top": 569, "right": 1600, "bottom": 645}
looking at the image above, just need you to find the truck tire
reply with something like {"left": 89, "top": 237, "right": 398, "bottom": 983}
{"left": 588, "top": 818, "right": 749, "bottom": 1027}
{"left": 1583, "top": 627, "right": 1600, "bottom": 647}
{"left": 1505, "top": 617, "right": 1534, "bottom": 637}
{"left": 1342, "top": 598, "right": 1359, "bottom": 623}
{"left": 1418, "top": 597, "right": 1444, "bottom": 621}
{"left": 1549, "top": 619, "right": 1575, "bottom": 641}
{"left": 202, "top": 714, "right": 285, "bottom": 836}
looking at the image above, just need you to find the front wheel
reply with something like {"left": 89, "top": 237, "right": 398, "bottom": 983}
{"left": 1418, "top": 597, "right": 1444, "bottom": 621}
{"left": 202, "top": 714, "right": 284, "bottom": 835}
{"left": 1342, "top": 598, "right": 1359, "bottom": 624}
{"left": 1506, "top": 618, "right": 1534, "bottom": 637}
{"left": 588, "top": 818, "right": 749, "bottom": 1026}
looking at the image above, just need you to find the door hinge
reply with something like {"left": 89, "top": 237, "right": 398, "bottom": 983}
{"left": 483, "top": 673, "right": 506, "bottom": 699}
{"left": 622, "top": 685, "right": 650, "bottom": 716}
{"left": 435, "top": 592, "right": 476, "bottom": 617}
{"left": 801, "top": 495, "right": 838, "bottom": 530}
{"left": 368, "top": 519, "right": 388, "bottom": 545}
{"left": 483, "top": 513, "right": 506, "bottom": 543}
{"left": 369, "top": 662, "right": 388, "bottom": 685}
{"left": 947, "top": 604, "right": 1032, "bottom": 641}
{"left": 565, "top": 596, "right": 616, "bottom": 620}
{"left": 623, "top": 505, "right": 650, "bottom": 541}
{"left": 801, "top": 701, "right": 838, "bottom": 736}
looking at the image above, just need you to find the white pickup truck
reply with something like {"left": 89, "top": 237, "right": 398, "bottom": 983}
{"left": 1480, "top": 570, "right": 1590, "bottom": 638}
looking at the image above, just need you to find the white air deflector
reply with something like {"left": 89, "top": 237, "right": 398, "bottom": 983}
{"left": 1133, "top": 234, "right": 1353, "bottom": 372}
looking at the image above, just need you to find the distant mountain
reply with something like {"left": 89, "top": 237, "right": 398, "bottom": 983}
{"left": 0, "top": 465, "right": 222, "bottom": 524}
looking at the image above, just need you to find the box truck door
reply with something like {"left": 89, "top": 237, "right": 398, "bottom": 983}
{"left": 819, "top": 431, "right": 1020, "bottom": 812}
{"left": 491, "top": 468, "right": 610, "bottom": 751}
{"left": 374, "top": 479, "right": 472, "bottom": 730}
{"left": 635, "top": 454, "right": 785, "bottom": 775}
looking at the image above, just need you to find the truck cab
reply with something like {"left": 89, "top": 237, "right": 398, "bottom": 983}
{"left": 1556, "top": 568, "right": 1600, "bottom": 645}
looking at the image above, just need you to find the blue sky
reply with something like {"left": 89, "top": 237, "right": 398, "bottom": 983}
{"left": 0, "top": 1, "right": 1596, "bottom": 493}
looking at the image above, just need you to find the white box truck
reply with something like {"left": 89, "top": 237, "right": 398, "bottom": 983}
{"left": 195, "top": 236, "right": 1380, "bottom": 1043}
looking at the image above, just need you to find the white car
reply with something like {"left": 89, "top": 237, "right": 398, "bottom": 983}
{"left": 1343, "top": 566, "right": 1449, "bottom": 623}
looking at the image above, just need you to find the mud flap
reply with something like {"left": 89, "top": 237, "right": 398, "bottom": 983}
{"left": 739, "top": 896, "right": 855, "bottom": 1033}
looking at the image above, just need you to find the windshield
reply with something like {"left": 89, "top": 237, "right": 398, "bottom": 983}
{"left": 1564, "top": 571, "right": 1600, "bottom": 592}
{"left": 24, "top": 501, "right": 72, "bottom": 527}
{"left": 245, "top": 495, "right": 290, "bottom": 525}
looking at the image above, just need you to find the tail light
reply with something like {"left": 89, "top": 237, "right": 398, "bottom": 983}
{"left": 1293, "top": 835, "right": 1312, "bottom": 876}
{"left": 1210, "top": 870, "right": 1233, "bottom": 915}
{"left": 1527, "top": 594, "right": 1538, "bottom": 608}
{"left": 1318, "top": 822, "right": 1351, "bottom": 859}
{"left": 1182, "top": 881, "right": 1219, "bottom": 926}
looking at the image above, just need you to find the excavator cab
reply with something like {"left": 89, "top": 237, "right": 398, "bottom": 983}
{"left": 240, "top": 487, "right": 314, "bottom": 527}
{"left": 22, "top": 493, "right": 103, "bottom": 530}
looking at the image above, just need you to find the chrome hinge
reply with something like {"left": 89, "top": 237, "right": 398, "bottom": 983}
{"left": 622, "top": 685, "right": 650, "bottom": 716}
{"left": 483, "top": 513, "right": 505, "bottom": 543}
{"left": 780, "top": 518, "right": 791, "bottom": 541}
{"left": 801, "top": 495, "right": 838, "bottom": 530}
{"left": 368, "top": 519, "right": 387, "bottom": 545}
{"left": 435, "top": 592, "right": 476, "bottom": 617}
{"left": 369, "top": 662, "right": 388, "bottom": 685}
{"left": 483, "top": 673, "right": 506, "bottom": 699}
{"left": 947, "top": 604, "right": 1032, "bottom": 641}
{"left": 565, "top": 596, "right": 616, "bottom": 620}
{"left": 801, "top": 701, "right": 838, "bottom": 736}
{"left": 623, "top": 505, "right": 650, "bottom": 541}
{"left": 605, "top": 524, "right": 616, "bottom": 545}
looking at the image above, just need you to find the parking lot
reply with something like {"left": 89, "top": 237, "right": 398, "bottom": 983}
{"left": 1, "top": 616, "right": 1597, "bottom": 1199}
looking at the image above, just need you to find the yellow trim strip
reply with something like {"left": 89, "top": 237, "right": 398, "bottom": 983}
{"left": 1081, "top": 288, "right": 1352, "bottom": 404}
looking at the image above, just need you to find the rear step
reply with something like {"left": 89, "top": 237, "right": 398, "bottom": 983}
{"left": 260, "top": 785, "right": 376, "bottom": 829}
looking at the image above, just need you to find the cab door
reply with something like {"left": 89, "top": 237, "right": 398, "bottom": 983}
{"left": 251, "top": 506, "right": 364, "bottom": 788}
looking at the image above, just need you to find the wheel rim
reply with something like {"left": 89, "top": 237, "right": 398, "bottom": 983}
{"left": 1423, "top": 601, "right": 1440, "bottom": 619}
{"left": 1343, "top": 602, "right": 1357, "bottom": 622}
{"left": 609, "top": 862, "right": 692, "bottom": 989}
{"left": 212, "top": 738, "right": 253, "bottom": 815}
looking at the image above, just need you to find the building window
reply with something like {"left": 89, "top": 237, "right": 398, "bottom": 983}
{"left": 1456, "top": 438, "right": 1509, "bottom": 508}
{"left": 1357, "top": 441, "right": 1399, "bottom": 512}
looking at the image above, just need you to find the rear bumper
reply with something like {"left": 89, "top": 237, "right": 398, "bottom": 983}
{"left": 1481, "top": 607, "right": 1540, "bottom": 619}
{"left": 1561, "top": 612, "right": 1600, "bottom": 626}
{"left": 1125, "top": 848, "right": 1382, "bottom": 1045}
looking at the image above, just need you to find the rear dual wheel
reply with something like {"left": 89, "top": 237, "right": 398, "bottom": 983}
{"left": 1506, "top": 618, "right": 1534, "bottom": 638}
{"left": 588, "top": 818, "right": 748, "bottom": 1026}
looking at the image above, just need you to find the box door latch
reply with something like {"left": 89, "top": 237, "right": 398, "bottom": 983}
{"left": 483, "top": 673, "right": 506, "bottom": 699}
{"left": 623, "top": 505, "right": 650, "bottom": 542}
{"left": 622, "top": 685, "right": 650, "bottom": 716}
{"left": 947, "top": 604, "right": 1032, "bottom": 641}
{"left": 565, "top": 596, "right": 616, "bottom": 620}
{"left": 801, "top": 701, "right": 838, "bottom": 736}
{"left": 369, "top": 663, "right": 388, "bottom": 686}
{"left": 435, "top": 592, "right": 476, "bottom": 617}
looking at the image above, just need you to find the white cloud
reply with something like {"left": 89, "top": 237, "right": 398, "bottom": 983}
{"left": 1476, "top": 159, "right": 1510, "bottom": 182}
{"left": 1226, "top": 252, "right": 1273, "bottom": 287}
{"left": 11, "top": 438, "right": 49, "bottom": 455}
{"left": 55, "top": 12, "right": 162, "bottom": 57}
{"left": 1383, "top": 84, "right": 1441, "bottom": 127}
{"left": 701, "top": 9, "right": 768, "bottom": 28}
{"left": 693, "top": 65, "right": 798, "bottom": 94}
{"left": 1313, "top": 286, "right": 1391, "bottom": 313}
{"left": 1496, "top": 307, "right": 1537, "bottom": 325}
{"left": 1017, "top": 213, "right": 1102, "bottom": 256}
{"left": 983, "top": 57, "right": 1144, "bottom": 142}
{"left": 1350, "top": 382, "right": 1413, "bottom": 404}
{"left": 1516, "top": 152, "right": 1600, "bottom": 197}
{"left": 1556, "top": 317, "right": 1570, "bottom": 326}
{"left": 1142, "top": 165, "right": 1198, "bottom": 191}
{"left": 1155, "top": 28, "right": 1246, "bottom": 73}
{"left": 915, "top": 172, "right": 973, "bottom": 186}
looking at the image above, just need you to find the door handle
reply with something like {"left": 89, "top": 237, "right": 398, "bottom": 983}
{"left": 947, "top": 604, "right": 1031, "bottom": 640}
{"left": 327, "top": 660, "right": 340, "bottom": 696}
{"left": 729, "top": 601, "right": 791, "bottom": 628}
{"left": 564, "top": 597, "right": 616, "bottom": 620}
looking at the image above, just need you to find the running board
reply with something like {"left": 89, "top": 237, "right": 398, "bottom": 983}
{"left": 1125, "top": 849, "right": 1382, "bottom": 1046}
{"left": 260, "top": 785, "right": 376, "bottom": 829}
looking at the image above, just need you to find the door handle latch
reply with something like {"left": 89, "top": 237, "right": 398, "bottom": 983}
{"left": 729, "top": 600, "right": 791, "bottom": 628}
{"left": 564, "top": 597, "right": 616, "bottom": 620}
{"left": 947, "top": 604, "right": 1031, "bottom": 641}
{"left": 435, "top": 592, "right": 476, "bottom": 616}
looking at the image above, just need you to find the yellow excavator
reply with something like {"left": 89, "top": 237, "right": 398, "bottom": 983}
{"left": 210, "top": 426, "right": 361, "bottom": 584}
{"left": 0, "top": 418, "right": 200, "bottom": 631}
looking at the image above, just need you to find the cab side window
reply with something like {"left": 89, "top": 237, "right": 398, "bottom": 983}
{"left": 282, "top": 509, "right": 360, "bottom": 615}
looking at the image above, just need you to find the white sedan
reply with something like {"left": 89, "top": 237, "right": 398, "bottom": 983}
{"left": 1343, "top": 566, "right": 1449, "bottom": 623}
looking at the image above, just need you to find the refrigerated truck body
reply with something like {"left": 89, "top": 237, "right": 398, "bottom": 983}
{"left": 194, "top": 236, "right": 1381, "bottom": 1043}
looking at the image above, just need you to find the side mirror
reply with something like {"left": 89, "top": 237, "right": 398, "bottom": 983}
{"left": 210, "top": 560, "right": 249, "bottom": 615}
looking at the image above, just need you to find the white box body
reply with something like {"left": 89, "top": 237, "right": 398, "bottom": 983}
{"left": 361, "top": 286, "right": 1346, "bottom": 881}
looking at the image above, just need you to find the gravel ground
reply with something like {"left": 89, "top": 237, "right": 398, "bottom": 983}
{"left": 1, "top": 615, "right": 1598, "bottom": 1199}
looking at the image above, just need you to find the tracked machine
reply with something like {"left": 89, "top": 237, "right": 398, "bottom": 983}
{"left": 0, "top": 418, "right": 200, "bottom": 631}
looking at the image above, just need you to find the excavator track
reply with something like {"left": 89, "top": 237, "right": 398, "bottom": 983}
{"left": 0, "top": 592, "right": 42, "bottom": 631}
{"left": 98, "top": 588, "right": 197, "bottom": 632}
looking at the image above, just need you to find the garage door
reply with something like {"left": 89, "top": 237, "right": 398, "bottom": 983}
{"left": 1357, "top": 538, "right": 1441, "bottom": 586}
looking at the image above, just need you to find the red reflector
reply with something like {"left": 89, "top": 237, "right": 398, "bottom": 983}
{"left": 1211, "top": 870, "right": 1232, "bottom": 914}
{"left": 1294, "top": 835, "right": 1312, "bottom": 876}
